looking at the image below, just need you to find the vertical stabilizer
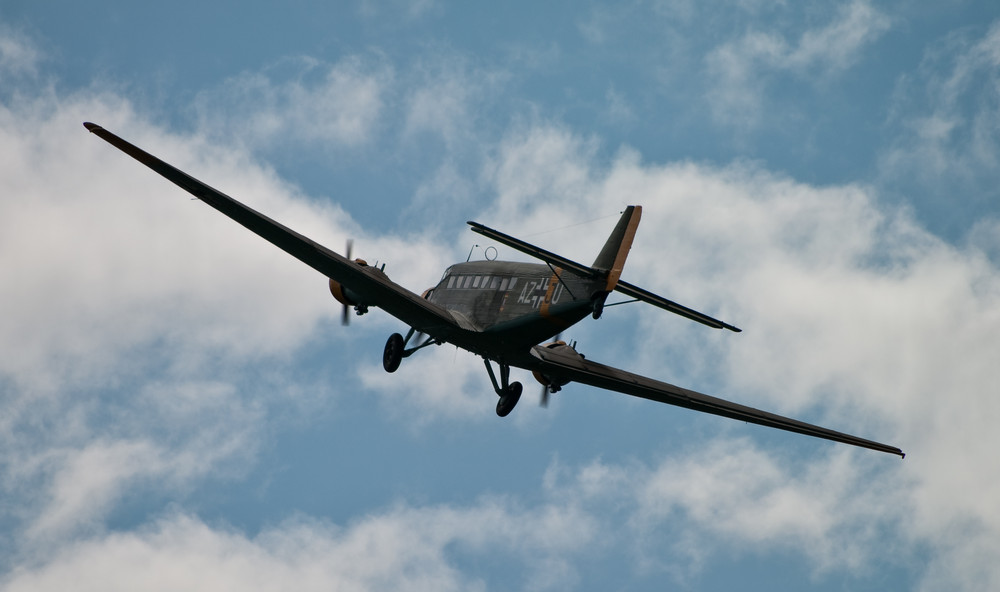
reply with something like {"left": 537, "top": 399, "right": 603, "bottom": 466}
{"left": 592, "top": 205, "right": 642, "bottom": 290}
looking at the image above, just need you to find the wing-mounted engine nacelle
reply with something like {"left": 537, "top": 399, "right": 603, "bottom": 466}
{"left": 328, "top": 278, "right": 362, "bottom": 307}
{"left": 329, "top": 276, "right": 371, "bottom": 321}
{"left": 330, "top": 257, "right": 393, "bottom": 323}
{"left": 532, "top": 340, "right": 581, "bottom": 393}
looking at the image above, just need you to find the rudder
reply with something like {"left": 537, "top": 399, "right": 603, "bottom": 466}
{"left": 591, "top": 205, "right": 641, "bottom": 291}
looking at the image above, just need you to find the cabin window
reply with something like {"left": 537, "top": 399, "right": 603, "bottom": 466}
{"left": 499, "top": 277, "right": 509, "bottom": 291}
{"left": 508, "top": 277, "right": 518, "bottom": 290}
{"left": 462, "top": 276, "right": 473, "bottom": 288}
{"left": 471, "top": 276, "right": 479, "bottom": 288}
{"left": 447, "top": 276, "right": 456, "bottom": 288}
{"left": 490, "top": 277, "right": 501, "bottom": 289}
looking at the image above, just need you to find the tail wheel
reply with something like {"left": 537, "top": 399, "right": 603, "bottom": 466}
{"left": 383, "top": 333, "right": 404, "bottom": 373}
{"left": 496, "top": 381, "right": 523, "bottom": 417}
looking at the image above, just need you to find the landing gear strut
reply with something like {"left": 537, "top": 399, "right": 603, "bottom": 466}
{"left": 383, "top": 328, "right": 440, "bottom": 373}
{"left": 484, "top": 359, "right": 522, "bottom": 417}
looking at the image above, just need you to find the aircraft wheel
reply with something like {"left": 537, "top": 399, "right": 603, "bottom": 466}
{"left": 496, "top": 381, "right": 523, "bottom": 417}
{"left": 383, "top": 332, "right": 404, "bottom": 373}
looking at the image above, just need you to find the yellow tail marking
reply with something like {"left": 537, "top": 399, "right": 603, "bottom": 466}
{"left": 540, "top": 267, "right": 564, "bottom": 321}
{"left": 605, "top": 206, "right": 642, "bottom": 291}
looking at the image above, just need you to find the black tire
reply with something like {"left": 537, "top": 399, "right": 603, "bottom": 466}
{"left": 383, "top": 332, "right": 404, "bottom": 373}
{"left": 495, "top": 381, "right": 523, "bottom": 417}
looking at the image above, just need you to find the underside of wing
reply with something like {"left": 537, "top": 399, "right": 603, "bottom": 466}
{"left": 84, "top": 122, "right": 458, "bottom": 335}
{"left": 529, "top": 344, "right": 904, "bottom": 457}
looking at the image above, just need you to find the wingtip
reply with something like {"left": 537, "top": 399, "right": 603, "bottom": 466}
{"left": 83, "top": 121, "right": 102, "bottom": 133}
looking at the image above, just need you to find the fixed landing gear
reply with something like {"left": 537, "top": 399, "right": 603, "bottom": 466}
{"left": 496, "top": 381, "right": 522, "bottom": 417}
{"left": 382, "top": 333, "right": 524, "bottom": 417}
{"left": 484, "top": 359, "right": 522, "bottom": 417}
{"left": 383, "top": 332, "right": 404, "bottom": 372}
{"left": 383, "top": 328, "right": 440, "bottom": 373}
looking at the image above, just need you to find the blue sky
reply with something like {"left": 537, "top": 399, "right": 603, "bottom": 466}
{"left": 2, "top": 1, "right": 1000, "bottom": 590}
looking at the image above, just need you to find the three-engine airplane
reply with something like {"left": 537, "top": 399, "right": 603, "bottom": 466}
{"left": 83, "top": 122, "right": 904, "bottom": 458}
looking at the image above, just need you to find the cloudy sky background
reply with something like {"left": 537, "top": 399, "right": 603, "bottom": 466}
{"left": 2, "top": 1, "right": 1000, "bottom": 590}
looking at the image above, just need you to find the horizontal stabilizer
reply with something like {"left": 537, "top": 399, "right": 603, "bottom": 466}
{"left": 467, "top": 217, "right": 741, "bottom": 332}
{"left": 467, "top": 221, "right": 595, "bottom": 277}
{"left": 616, "top": 279, "right": 741, "bottom": 332}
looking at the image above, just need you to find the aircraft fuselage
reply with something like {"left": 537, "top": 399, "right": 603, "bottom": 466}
{"left": 425, "top": 260, "right": 603, "bottom": 358}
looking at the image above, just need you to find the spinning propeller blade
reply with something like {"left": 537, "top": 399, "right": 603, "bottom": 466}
{"left": 540, "top": 333, "right": 562, "bottom": 407}
{"left": 341, "top": 239, "right": 354, "bottom": 326}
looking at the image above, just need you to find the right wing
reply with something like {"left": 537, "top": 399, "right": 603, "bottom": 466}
{"left": 83, "top": 122, "right": 462, "bottom": 336}
{"left": 530, "top": 344, "right": 904, "bottom": 457}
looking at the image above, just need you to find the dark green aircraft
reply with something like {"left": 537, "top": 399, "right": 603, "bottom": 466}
{"left": 84, "top": 122, "right": 904, "bottom": 458}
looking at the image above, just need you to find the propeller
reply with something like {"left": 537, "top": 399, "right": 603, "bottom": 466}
{"left": 341, "top": 239, "right": 354, "bottom": 326}
{"left": 540, "top": 333, "right": 562, "bottom": 407}
{"left": 540, "top": 383, "right": 552, "bottom": 408}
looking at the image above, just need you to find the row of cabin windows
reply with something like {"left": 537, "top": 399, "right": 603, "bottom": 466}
{"left": 446, "top": 274, "right": 519, "bottom": 292}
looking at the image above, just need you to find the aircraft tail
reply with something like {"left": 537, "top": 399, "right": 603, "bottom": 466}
{"left": 591, "top": 205, "right": 641, "bottom": 291}
{"left": 467, "top": 205, "right": 740, "bottom": 331}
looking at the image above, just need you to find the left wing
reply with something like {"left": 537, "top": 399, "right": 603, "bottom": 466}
{"left": 83, "top": 122, "right": 462, "bottom": 336}
{"left": 529, "top": 344, "right": 904, "bottom": 457}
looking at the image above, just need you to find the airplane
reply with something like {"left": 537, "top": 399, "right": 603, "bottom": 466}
{"left": 83, "top": 122, "right": 904, "bottom": 458}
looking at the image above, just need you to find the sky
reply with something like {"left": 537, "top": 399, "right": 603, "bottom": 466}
{"left": 2, "top": 1, "right": 1000, "bottom": 590}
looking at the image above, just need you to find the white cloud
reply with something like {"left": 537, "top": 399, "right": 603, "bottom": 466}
{"left": 359, "top": 343, "right": 492, "bottom": 423}
{"left": 399, "top": 54, "right": 511, "bottom": 217}
{"left": 0, "top": 26, "right": 40, "bottom": 78}
{"left": 0, "top": 80, "right": 362, "bottom": 548}
{"left": 540, "top": 441, "right": 908, "bottom": 580}
{"left": 705, "top": 1, "right": 890, "bottom": 127}
{"left": 880, "top": 21, "right": 1000, "bottom": 218}
{"left": 28, "top": 440, "right": 174, "bottom": 541}
{"left": 603, "top": 86, "right": 635, "bottom": 125}
{"left": 4, "top": 498, "right": 595, "bottom": 592}
{"left": 0, "top": 98, "right": 349, "bottom": 393}
{"left": 193, "top": 55, "right": 392, "bottom": 150}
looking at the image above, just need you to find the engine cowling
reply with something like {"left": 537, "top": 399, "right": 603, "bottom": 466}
{"left": 532, "top": 340, "right": 580, "bottom": 392}
{"left": 329, "top": 277, "right": 359, "bottom": 307}
{"left": 329, "top": 256, "right": 372, "bottom": 308}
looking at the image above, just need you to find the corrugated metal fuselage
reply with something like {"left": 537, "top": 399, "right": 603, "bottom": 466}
{"left": 425, "top": 260, "right": 603, "bottom": 358}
